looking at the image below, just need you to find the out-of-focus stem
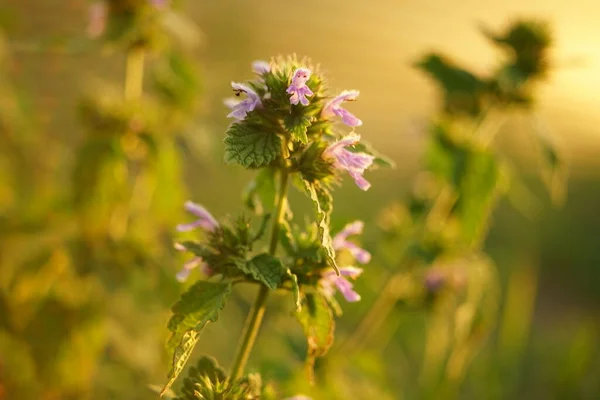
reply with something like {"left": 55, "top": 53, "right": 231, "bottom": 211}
{"left": 124, "top": 45, "right": 145, "bottom": 101}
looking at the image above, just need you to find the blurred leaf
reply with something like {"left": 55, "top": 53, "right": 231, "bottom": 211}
{"left": 163, "top": 281, "right": 232, "bottom": 395}
{"left": 415, "top": 53, "right": 488, "bottom": 116}
{"left": 224, "top": 122, "right": 282, "bottom": 168}
{"left": 296, "top": 292, "right": 335, "bottom": 379}
{"left": 304, "top": 181, "right": 338, "bottom": 273}
{"left": 427, "top": 125, "right": 502, "bottom": 246}
{"left": 243, "top": 167, "right": 276, "bottom": 214}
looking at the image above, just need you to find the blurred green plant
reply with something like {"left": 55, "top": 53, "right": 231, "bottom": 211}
{"left": 299, "top": 18, "right": 569, "bottom": 400}
{"left": 0, "top": 1, "right": 204, "bottom": 398}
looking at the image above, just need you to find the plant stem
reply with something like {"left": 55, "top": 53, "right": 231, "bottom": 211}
{"left": 124, "top": 45, "right": 145, "bottom": 101}
{"left": 229, "top": 168, "right": 290, "bottom": 382}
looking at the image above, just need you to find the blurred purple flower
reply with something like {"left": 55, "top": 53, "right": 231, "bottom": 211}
{"left": 286, "top": 68, "right": 313, "bottom": 106}
{"left": 150, "top": 0, "right": 169, "bottom": 9}
{"left": 174, "top": 242, "right": 214, "bottom": 282}
{"left": 424, "top": 269, "right": 446, "bottom": 293}
{"left": 252, "top": 60, "right": 271, "bottom": 75}
{"left": 226, "top": 82, "right": 262, "bottom": 120}
{"left": 87, "top": 2, "right": 107, "bottom": 39}
{"left": 332, "top": 221, "right": 371, "bottom": 264}
{"left": 321, "top": 266, "right": 363, "bottom": 302}
{"left": 284, "top": 396, "right": 312, "bottom": 400}
{"left": 323, "top": 134, "right": 375, "bottom": 191}
{"left": 322, "top": 90, "right": 362, "bottom": 127}
{"left": 176, "top": 201, "right": 219, "bottom": 232}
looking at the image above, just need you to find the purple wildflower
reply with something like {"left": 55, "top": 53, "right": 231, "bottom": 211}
{"left": 174, "top": 243, "right": 214, "bottom": 282}
{"left": 332, "top": 221, "right": 371, "bottom": 264}
{"left": 323, "top": 134, "right": 375, "bottom": 191}
{"left": 424, "top": 269, "right": 446, "bottom": 293}
{"left": 284, "top": 396, "right": 312, "bottom": 400}
{"left": 252, "top": 60, "right": 271, "bottom": 75}
{"left": 321, "top": 266, "right": 363, "bottom": 302}
{"left": 176, "top": 201, "right": 219, "bottom": 232}
{"left": 149, "top": 0, "right": 169, "bottom": 9}
{"left": 226, "top": 82, "right": 261, "bottom": 120}
{"left": 286, "top": 68, "right": 313, "bottom": 106}
{"left": 322, "top": 90, "right": 363, "bottom": 127}
{"left": 87, "top": 2, "right": 107, "bottom": 39}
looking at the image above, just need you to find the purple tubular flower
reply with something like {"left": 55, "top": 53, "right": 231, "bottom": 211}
{"left": 252, "top": 60, "right": 271, "bottom": 75}
{"left": 87, "top": 2, "right": 107, "bottom": 39}
{"left": 321, "top": 266, "right": 363, "bottom": 302}
{"left": 322, "top": 90, "right": 363, "bottom": 127}
{"left": 332, "top": 221, "right": 371, "bottom": 264}
{"left": 174, "top": 243, "right": 214, "bottom": 282}
{"left": 323, "top": 134, "right": 375, "bottom": 191}
{"left": 176, "top": 201, "right": 219, "bottom": 232}
{"left": 227, "top": 82, "right": 262, "bottom": 120}
{"left": 286, "top": 68, "right": 314, "bottom": 106}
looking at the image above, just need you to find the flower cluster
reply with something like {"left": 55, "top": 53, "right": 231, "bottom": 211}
{"left": 222, "top": 57, "right": 381, "bottom": 191}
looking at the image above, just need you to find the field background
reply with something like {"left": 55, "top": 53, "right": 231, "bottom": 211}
{"left": 1, "top": 1, "right": 599, "bottom": 399}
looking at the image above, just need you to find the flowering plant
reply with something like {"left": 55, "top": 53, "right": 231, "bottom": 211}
{"left": 161, "top": 56, "right": 390, "bottom": 397}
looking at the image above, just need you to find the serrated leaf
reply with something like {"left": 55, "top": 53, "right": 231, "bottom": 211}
{"left": 224, "top": 122, "right": 282, "bottom": 168}
{"left": 296, "top": 292, "right": 335, "bottom": 379}
{"left": 304, "top": 181, "right": 338, "bottom": 273}
{"left": 284, "top": 114, "right": 313, "bottom": 144}
{"left": 162, "top": 281, "right": 232, "bottom": 396}
{"left": 161, "top": 331, "right": 199, "bottom": 397}
{"left": 238, "top": 253, "right": 285, "bottom": 289}
{"left": 243, "top": 167, "right": 277, "bottom": 214}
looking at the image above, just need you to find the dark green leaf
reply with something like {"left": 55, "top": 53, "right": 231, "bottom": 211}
{"left": 163, "top": 281, "right": 232, "bottom": 395}
{"left": 304, "top": 181, "right": 338, "bottom": 273}
{"left": 415, "top": 53, "right": 487, "bottom": 116}
{"left": 238, "top": 253, "right": 285, "bottom": 289}
{"left": 284, "top": 114, "right": 313, "bottom": 144}
{"left": 224, "top": 122, "right": 282, "bottom": 168}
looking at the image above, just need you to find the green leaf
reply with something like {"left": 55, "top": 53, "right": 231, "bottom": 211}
{"left": 534, "top": 125, "right": 566, "bottom": 206}
{"left": 426, "top": 125, "right": 502, "bottom": 246}
{"left": 238, "top": 253, "right": 285, "bottom": 289}
{"left": 243, "top": 167, "right": 276, "bottom": 214}
{"left": 415, "top": 53, "right": 487, "bottom": 116}
{"left": 296, "top": 292, "right": 335, "bottom": 375}
{"left": 304, "top": 181, "right": 338, "bottom": 273}
{"left": 284, "top": 114, "right": 313, "bottom": 144}
{"left": 224, "top": 122, "right": 282, "bottom": 168}
{"left": 162, "top": 281, "right": 232, "bottom": 396}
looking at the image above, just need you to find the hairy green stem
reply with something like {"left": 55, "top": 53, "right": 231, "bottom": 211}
{"left": 229, "top": 168, "right": 290, "bottom": 382}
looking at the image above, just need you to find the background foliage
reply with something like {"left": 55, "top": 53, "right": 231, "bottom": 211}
{"left": 1, "top": 1, "right": 599, "bottom": 399}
